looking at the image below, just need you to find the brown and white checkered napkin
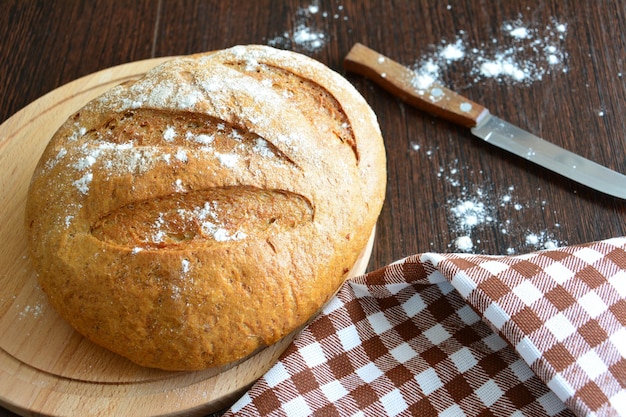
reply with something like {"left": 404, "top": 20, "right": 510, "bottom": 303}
{"left": 225, "top": 237, "right": 626, "bottom": 416}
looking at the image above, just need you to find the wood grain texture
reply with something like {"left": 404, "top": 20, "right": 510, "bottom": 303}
{"left": 1, "top": 1, "right": 625, "bottom": 416}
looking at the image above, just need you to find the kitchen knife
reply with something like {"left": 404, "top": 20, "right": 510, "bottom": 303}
{"left": 344, "top": 43, "right": 626, "bottom": 199}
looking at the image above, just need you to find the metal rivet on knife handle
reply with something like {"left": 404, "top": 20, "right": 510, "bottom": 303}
{"left": 344, "top": 43, "right": 490, "bottom": 128}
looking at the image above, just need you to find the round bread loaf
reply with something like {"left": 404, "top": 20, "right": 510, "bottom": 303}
{"left": 25, "top": 45, "right": 386, "bottom": 371}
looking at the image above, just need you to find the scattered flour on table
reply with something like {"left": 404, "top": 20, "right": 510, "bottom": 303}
{"left": 447, "top": 183, "right": 563, "bottom": 254}
{"left": 265, "top": 7, "right": 570, "bottom": 254}
{"left": 410, "top": 16, "right": 569, "bottom": 89}
{"left": 410, "top": 152, "right": 565, "bottom": 254}
{"left": 267, "top": 1, "right": 347, "bottom": 53}
{"left": 450, "top": 191, "right": 494, "bottom": 232}
{"left": 406, "top": 14, "right": 569, "bottom": 254}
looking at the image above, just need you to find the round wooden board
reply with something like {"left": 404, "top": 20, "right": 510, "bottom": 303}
{"left": 0, "top": 57, "right": 375, "bottom": 417}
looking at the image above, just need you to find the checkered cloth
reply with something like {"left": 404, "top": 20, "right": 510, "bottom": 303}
{"left": 225, "top": 237, "right": 626, "bottom": 416}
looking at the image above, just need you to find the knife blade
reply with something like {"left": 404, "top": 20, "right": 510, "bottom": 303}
{"left": 344, "top": 43, "right": 626, "bottom": 199}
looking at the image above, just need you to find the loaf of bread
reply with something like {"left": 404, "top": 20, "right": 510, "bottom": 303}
{"left": 25, "top": 45, "right": 386, "bottom": 371}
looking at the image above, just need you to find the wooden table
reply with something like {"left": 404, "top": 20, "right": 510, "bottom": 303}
{"left": 1, "top": 1, "right": 624, "bottom": 416}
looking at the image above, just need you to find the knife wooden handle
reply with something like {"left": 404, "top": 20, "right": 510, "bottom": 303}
{"left": 344, "top": 43, "right": 489, "bottom": 128}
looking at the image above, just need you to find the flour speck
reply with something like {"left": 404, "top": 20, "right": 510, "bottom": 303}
{"left": 292, "top": 25, "right": 326, "bottom": 50}
{"left": 181, "top": 259, "right": 191, "bottom": 274}
{"left": 450, "top": 199, "right": 492, "bottom": 231}
{"left": 441, "top": 39, "right": 465, "bottom": 61}
{"left": 525, "top": 233, "right": 539, "bottom": 245}
{"left": 267, "top": 1, "right": 347, "bottom": 53}
{"left": 73, "top": 172, "right": 93, "bottom": 195}
{"left": 454, "top": 235, "right": 474, "bottom": 252}
{"left": 18, "top": 303, "right": 44, "bottom": 320}
{"left": 163, "top": 126, "right": 177, "bottom": 142}
{"left": 507, "top": 25, "right": 531, "bottom": 40}
{"left": 215, "top": 152, "right": 239, "bottom": 168}
{"left": 175, "top": 148, "right": 188, "bottom": 163}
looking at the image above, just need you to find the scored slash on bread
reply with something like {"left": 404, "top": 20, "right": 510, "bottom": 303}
{"left": 25, "top": 45, "right": 386, "bottom": 371}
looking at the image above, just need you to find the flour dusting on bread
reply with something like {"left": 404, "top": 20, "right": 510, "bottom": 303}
{"left": 25, "top": 45, "right": 386, "bottom": 370}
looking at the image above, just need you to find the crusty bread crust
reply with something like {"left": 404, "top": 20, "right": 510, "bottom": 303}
{"left": 25, "top": 45, "right": 386, "bottom": 370}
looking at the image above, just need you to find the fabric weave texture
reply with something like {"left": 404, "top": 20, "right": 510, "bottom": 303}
{"left": 226, "top": 237, "right": 626, "bottom": 416}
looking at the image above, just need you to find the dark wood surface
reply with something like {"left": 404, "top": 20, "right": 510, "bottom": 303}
{"left": 1, "top": 1, "right": 625, "bottom": 416}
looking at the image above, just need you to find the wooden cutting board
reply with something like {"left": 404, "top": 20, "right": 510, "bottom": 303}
{"left": 0, "top": 57, "right": 375, "bottom": 417}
